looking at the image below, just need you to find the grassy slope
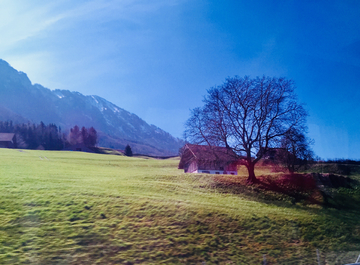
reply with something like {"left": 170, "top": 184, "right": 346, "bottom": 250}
{"left": 0, "top": 149, "right": 359, "bottom": 264}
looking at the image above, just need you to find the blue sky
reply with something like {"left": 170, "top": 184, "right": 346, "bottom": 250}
{"left": 1, "top": 0, "right": 360, "bottom": 159}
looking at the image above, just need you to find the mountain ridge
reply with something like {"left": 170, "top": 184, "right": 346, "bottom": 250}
{"left": 0, "top": 59, "right": 183, "bottom": 155}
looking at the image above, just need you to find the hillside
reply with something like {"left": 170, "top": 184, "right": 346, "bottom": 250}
{"left": 0, "top": 59, "right": 183, "bottom": 155}
{"left": 0, "top": 149, "right": 359, "bottom": 264}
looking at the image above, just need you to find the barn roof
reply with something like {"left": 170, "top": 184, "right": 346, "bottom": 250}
{"left": 185, "top": 144, "right": 238, "bottom": 161}
{"left": 0, "top": 133, "right": 15, "bottom": 142}
{"left": 178, "top": 144, "right": 239, "bottom": 170}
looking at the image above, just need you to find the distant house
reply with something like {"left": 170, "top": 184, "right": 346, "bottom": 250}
{"left": 262, "top": 148, "right": 281, "bottom": 160}
{"left": 178, "top": 144, "right": 239, "bottom": 175}
{"left": 262, "top": 148, "right": 290, "bottom": 161}
{"left": 0, "top": 133, "right": 16, "bottom": 148}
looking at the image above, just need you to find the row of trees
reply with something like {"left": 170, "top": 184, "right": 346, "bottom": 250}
{"left": 0, "top": 121, "right": 136, "bottom": 156}
{"left": 0, "top": 121, "right": 97, "bottom": 150}
{"left": 0, "top": 121, "right": 64, "bottom": 150}
{"left": 185, "top": 76, "right": 314, "bottom": 183}
{"left": 68, "top": 125, "right": 97, "bottom": 147}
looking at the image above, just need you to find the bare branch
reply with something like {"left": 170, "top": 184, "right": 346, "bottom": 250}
{"left": 184, "top": 76, "right": 309, "bottom": 182}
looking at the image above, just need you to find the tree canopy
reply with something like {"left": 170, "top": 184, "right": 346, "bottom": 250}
{"left": 185, "top": 76, "right": 310, "bottom": 182}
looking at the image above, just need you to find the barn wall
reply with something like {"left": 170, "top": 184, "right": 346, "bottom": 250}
{"left": 186, "top": 161, "right": 198, "bottom": 173}
{"left": 0, "top": 141, "right": 12, "bottom": 148}
{"left": 198, "top": 169, "right": 237, "bottom": 175}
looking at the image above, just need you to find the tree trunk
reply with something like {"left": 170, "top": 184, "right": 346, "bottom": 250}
{"left": 246, "top": 162, "right": 257, "bottom": 183}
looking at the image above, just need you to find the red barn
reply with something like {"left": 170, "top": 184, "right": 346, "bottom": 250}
{"left": 178, "top": 144, "right": 239, "bottom": 175}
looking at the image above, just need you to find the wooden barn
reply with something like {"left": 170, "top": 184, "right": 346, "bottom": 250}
{"left": 178, "top": 144, "right": 239, "bottom": 175}
{"left": 0, "top": 133, "right": 16, "bottom": 148}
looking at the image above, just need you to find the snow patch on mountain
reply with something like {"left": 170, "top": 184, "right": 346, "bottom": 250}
{"left": 53, "top": 90, "right": 65, "bottom": 99}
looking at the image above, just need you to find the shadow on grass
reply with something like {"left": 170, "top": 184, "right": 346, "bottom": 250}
{"left": 212, "top": 173, "right": 360, "bottom": 211}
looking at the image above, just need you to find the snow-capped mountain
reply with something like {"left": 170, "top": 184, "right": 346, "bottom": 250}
{"left": 0, "top": 59, "right": 183, "bottom": 155}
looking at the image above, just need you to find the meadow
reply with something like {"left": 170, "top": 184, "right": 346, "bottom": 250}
{"left": 0, "top": 149, "right": 360, "bottom": 264}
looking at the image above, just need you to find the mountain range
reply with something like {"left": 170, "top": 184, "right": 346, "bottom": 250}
{"left": 0, "top": 59, "right": 183, "bottom": 155}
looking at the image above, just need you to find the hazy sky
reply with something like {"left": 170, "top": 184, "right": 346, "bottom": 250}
{"left": 1, "top": 0, "right": 360, "bottom": 159}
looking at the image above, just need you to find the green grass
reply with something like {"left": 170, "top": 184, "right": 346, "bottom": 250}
{"left": 91, "top": 147, "right": 124, "bottom": 156}
{"left": 0, "top": 149, "right": 360, "bottom": 264}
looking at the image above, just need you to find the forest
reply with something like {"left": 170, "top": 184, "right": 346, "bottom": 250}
{"left": 0, "top": 121, "right": 97, "bottom": 150}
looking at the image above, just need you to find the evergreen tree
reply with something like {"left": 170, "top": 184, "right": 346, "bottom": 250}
{"left": 124, "top": 144, "right": 133, "bottom": 156}
{"left": 87, "top": 127, "right": 97, "bottom": 147}
{"left": 81, "top": 127, "right": 89, "bottom": 145}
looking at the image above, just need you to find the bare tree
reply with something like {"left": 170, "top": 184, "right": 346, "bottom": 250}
{"left": 68, "top": 126, "right": 97, "bottom": 147}
{"left": 185, "top": 76, "right": 308, "bottom": 183}
{"left": 69, "top": 125, "right": 81, "bottom": 145}
{"left": 277, "top": 128, "right": 314, "bottom": 173}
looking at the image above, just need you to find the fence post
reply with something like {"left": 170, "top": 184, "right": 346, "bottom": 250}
{"left": 316, "top": 249, "right": 321, "bottom": 265}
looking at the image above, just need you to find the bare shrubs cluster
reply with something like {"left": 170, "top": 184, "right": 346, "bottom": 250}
{"left": 68, "top": 125, "right": 97, "bottom": 147}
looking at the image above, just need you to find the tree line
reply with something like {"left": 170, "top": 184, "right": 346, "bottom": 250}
{"left": 0, "top": 121, "right": 97, "bottom": 150}
{"left": 67, "top": 125, "right": 97, "bottom": 147}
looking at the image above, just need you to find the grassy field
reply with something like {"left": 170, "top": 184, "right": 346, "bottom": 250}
{"left": 0, "top": 149, "right": 360, "bottom": 264}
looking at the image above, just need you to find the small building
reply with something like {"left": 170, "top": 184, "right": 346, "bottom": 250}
{"left": 263, "top": 148, "right": 281, "bottom": 160}
{"left": 178, "top": 144, "right": 239, "bottom": 175}
{"left": 262, "top": 147, "right": 291, "bottom": 161}
{"left": 0, "top": 133, "right": 16, "bottom": 148}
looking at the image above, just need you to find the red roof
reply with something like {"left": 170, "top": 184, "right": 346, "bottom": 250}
{"left": 179, "top": 144, "right": 238, "bottom": 170}
{"left": 185, "top": 144, "right": 237, "bottom": 161}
